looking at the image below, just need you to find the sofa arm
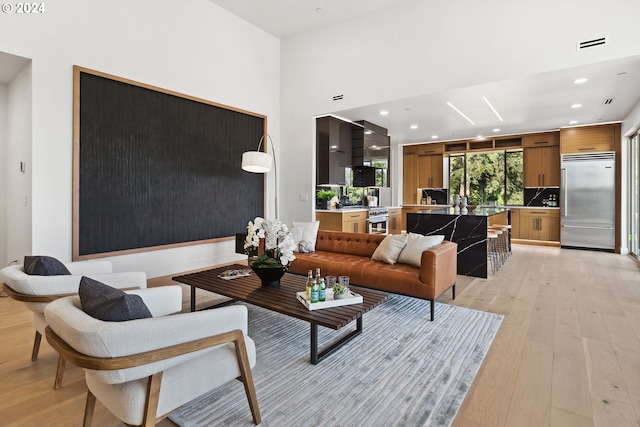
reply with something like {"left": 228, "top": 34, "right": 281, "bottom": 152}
{"left": 419, "top": 241, "right": 457, "bottom": 297}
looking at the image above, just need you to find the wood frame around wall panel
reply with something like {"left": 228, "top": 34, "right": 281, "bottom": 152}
{"left": 72, "top": 66, "right": 268, "bottom": 260}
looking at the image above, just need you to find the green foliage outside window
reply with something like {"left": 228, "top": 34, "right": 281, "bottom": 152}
{"left": 449, "top": 150, "right": 523, "bottom": 206}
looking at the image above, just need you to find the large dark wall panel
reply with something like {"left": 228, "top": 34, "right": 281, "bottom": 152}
{"left": 73, "top": 67, "right": 265, "bottom": 259}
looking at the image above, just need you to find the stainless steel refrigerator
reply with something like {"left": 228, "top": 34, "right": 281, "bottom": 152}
{"left": 560, "top": 152, "right": 615, "bottom": 250}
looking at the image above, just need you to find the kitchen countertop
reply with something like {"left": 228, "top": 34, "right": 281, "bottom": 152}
{"left": 414, "top": 207, "right": 509, "bottom": 217}
{"left": 316, "top": 205, "right": 401, "bottom": 213}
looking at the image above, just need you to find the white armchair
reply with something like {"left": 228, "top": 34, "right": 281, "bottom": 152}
{"left": 44, "top": 286, "right": 260, "bottom": 427}
{"left": 1, "top": 260, "right": 147, "bottom": 388}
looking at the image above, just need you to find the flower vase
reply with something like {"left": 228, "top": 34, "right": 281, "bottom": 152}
{"left": 461, "top": 197, "right": 468, "bottom": 215}
{"left": 250, "top": 264, "right": 287, "bottom": 287}
{"left": 453, "top": 195, "right": 460, "bottom": 214}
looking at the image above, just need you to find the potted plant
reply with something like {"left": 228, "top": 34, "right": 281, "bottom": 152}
{"left": 244, "top": 217, "right": 296, "bottom": 286}
{"left": 332, "top": 283, "right": 348, "bottom": 299}
{"left": 316, "top": 189, "right": 336, "bottom": 209}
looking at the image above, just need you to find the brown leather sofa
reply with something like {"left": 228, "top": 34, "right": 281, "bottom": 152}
{"left": 289, "top": 230, "right": 458, "bottom": 320}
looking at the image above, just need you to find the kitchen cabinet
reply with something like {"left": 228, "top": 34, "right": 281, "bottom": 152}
{"left": 417, "top": 154, "right": 444, "bottom": 188}
{"left": 388, "top": 207, "right": 402, "bottom": 234}
{"left": 523, "top": 145, "right": 560, "bottom": 187}
{"left": 522, "top": 132, "right": 559, "bottom": 147}
{"left": 403, "top": 147, "right": 418, "bottom": 204}
{"left": 316, "top": 116, "right": 355, "bottom": 185}
{"left": 560, "top": 124, "right": 619, "bottom": 154}
{"left": 316, "top": 210, "right": 367, "bottom": 234}
{"left": 510, "top": 209, "right": 520, "bottom": 238}
{"left": 518, "top": 209, "right": 560, "bottom": 241}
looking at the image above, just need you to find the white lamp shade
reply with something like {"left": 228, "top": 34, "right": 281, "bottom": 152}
{"left": 242, "top": 151, "right": 273, "bottom": 173}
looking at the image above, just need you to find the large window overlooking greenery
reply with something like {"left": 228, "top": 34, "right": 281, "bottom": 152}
{"left": 449, "top": 150, "right": 523, "bottom": 206}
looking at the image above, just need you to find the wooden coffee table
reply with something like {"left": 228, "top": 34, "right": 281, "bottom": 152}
{"left": 172, "top": 264, "right": 389, "bottom": 364}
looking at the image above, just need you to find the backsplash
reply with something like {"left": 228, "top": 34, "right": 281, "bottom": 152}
{"left": 421, "top": 189, "right": 449, "bottom": 205}
{"left": 524, "top": 188, "right": 560, "bottom": 207}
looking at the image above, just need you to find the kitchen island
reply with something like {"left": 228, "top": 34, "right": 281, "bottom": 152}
{"left": 407, "top": 207, "right": 510, "bottom": 278}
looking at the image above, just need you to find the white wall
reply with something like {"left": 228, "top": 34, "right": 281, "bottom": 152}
{"left": 0, "top": 0, "right": 280, "bottom": 277}
{"left": 5, "top": 63, "right": 32, "bottom": 265}
{"left": 279, "top": 0, "right": 640, "bottom": 226}
{"left": 0, "top": 84, "right": 6, "bottom": 266}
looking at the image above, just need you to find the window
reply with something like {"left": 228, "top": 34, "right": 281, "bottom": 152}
{"left": 449, "top": 150, "right": 523, "bottom": 205}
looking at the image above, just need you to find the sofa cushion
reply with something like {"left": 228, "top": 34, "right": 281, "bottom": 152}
{"left": 371, "top": 234, "right": 408, "bottom": 265}
{"left": 23, "top": 255, "right": 71, "bottom": 276}
{"left": 291, "top": 221, "right": 320, "bottom": 252}
{"left": 79, "top": 276, "right": 152, "bottom": 322}
{"left": 397, "top": 234, "right": 445, "bottom": 267}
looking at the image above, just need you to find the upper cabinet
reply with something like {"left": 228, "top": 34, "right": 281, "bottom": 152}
{"left": 417, "top": 152, "right": 444, "bottom": 188}
{"left": 316, "top": 116, "right": 356, "bottom": 185}
{"left": 352, "top": 120, "right": 390, "bottom": 187}
{"left": 560, "top": 124, "right": 619, "bottom": 154}
{"left": 523, "top": 132, "right": 560, "bottom": 187}
{"left": 403, "top": 146, "right": 418, "bottom": 204}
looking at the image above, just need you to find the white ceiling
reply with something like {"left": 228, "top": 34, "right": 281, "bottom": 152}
{"left": 209, "top": 0, "right": 640, "bottom": 145}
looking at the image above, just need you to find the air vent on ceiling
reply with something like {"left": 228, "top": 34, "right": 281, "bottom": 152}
{"left": 603, "top": 98, "right": 614, "bottom": 105}
{"left": 332, "top": 94, "right": 344, "bottom": 102}
{"left": 577, "top": 36, "right": 608, "bottom": 51}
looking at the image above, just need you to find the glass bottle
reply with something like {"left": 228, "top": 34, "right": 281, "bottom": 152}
{"left": 310, "top": 279, "right": 319, "bottom": 303}
{"left": 305, "top": 270, "right": 313, "bottom": 301}
{"left": 318, "top": 277, "right": 326, "bottom": 301}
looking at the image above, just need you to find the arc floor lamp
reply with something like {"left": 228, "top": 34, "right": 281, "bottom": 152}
{"left": 242, "top": 134, "right": 278, "bottom": 218}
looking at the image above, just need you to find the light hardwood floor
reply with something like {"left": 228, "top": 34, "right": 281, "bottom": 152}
{"left": 0, "top": 245, "right": 639, "bottom": 426}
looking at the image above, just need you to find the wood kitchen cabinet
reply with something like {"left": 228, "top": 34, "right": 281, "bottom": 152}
{"left": 523, "top": 145, "right": 560, "bottom": 187}
{"left": 388, "top": 207, "right": 402, "bottom": 234}
{"left": 417, "top": 154, "right": 444, "bottom": 189}
{"left": 560, "top": 124, "right": 619, "bottom": 154}
{"left": 517, "top": 209, "right": 560, "bottom": 242}
{"left": 316, "top": 210, "right": 367, "bottom": 234}
{"left": 522, "top": 132, "right": 559, "bottom": 148}
{"left": 403, "top": 147, "right": 418, "bottom": 204}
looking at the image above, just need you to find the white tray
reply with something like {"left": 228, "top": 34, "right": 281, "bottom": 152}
{"left": 296, "top": 289, "right": 363, "bottom": 310}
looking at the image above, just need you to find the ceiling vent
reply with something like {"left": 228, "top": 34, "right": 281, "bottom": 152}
{"left": 577, "top": 36, "right": 608, "bottom": 51}
{"left": 332, "top": 94, "right": 344, "bottom": 102}
{"left": 602, "top": 98, "right": 614, "bottom": 105}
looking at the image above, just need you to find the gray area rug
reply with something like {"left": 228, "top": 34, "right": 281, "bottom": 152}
{"left": 169, "top": 295, "right": 503, "bottom": 427}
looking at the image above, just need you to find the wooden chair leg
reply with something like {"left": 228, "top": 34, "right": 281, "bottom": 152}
{"left": 83, "top": 390, "right": 96, "bottom": 427}
{"left": 141, "top": 372, "right": 163, "bottom": 427}
{"left": 234, "top": 333, "right": 261, "bottom": 425}
{"left": 32, "top": 331, "right": 42, "bottom": 361}
{"left": 54, "top": 354, "right": 66, "bottom": 390}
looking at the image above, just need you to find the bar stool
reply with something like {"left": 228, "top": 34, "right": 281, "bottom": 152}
{"left": 490, "top": 224, "right": 512, "bottom": 259}
{"left": 488, "top": 225, "right": 509, "bottom": 267}
{"left": 487, "top": 231, "right": 500, "bottom": 275}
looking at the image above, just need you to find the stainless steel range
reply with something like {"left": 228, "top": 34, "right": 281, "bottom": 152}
{"left": 367, "top": 206, "right": 389, "bottom": 234}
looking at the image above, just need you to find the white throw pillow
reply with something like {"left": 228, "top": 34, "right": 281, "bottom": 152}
{"left": 291, "top": 221, "right": 320, "bottom": 252}
{"left": 397, "top": 233, "right": 445, "bottom": 267}
{"left": 371, "top": 234, "right": 408, "bottom": 265}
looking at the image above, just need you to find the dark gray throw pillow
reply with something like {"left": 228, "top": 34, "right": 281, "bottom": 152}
{"left": 24, "top": 255, "right": 71, "bottom": 276}
{"left": 79, "top": 276, "right": 152, "bottom": 322}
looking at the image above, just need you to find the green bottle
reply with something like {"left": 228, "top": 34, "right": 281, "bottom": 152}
{"left": 318, "top": 278, "right": 326, "bottom": 301}
{"left": 310, "top": 279, "right": 319, "bottom": 303}
{"left": 305, "top": 270, "right": 313, "bottom": 301}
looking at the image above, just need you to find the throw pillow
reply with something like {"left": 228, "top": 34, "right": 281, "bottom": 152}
{"left": 371, "top": 234, "right": 408, "bottom": 265}
{"left": 291, "top": 221, "right": 320, "bottom": 252}
{"left": 23, "top": 255, "right": 71, "bottom": 276}
{"left": 79, "top": 276, "right": 152, "bottom": 322}
{"left": 397, "top": 233, "right": 445, "bottom": 267}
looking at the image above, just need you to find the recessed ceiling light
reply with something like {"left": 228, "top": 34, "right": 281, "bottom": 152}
{"left": 477, "top": 135, "right": 484, "bottom": 140}
{"left": 410, "top": 125, "right": 418, "bottom": 129}
{"left": 573, "top": 78, "right": 588, "bottom": 84}
{"left": 431, "top": 135, "right": 438, "bottom": 139}
{"left": 571, "top": 103, "right": 582, "bottom": 109}
{"left": 569, "top": 120, "right": 578, "bottom": 124}
{"left": 493, "top": 128, "right": 500, "bottom": 132}
{"left": 380, "top": 110, "right": 389, "bottom": 115}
